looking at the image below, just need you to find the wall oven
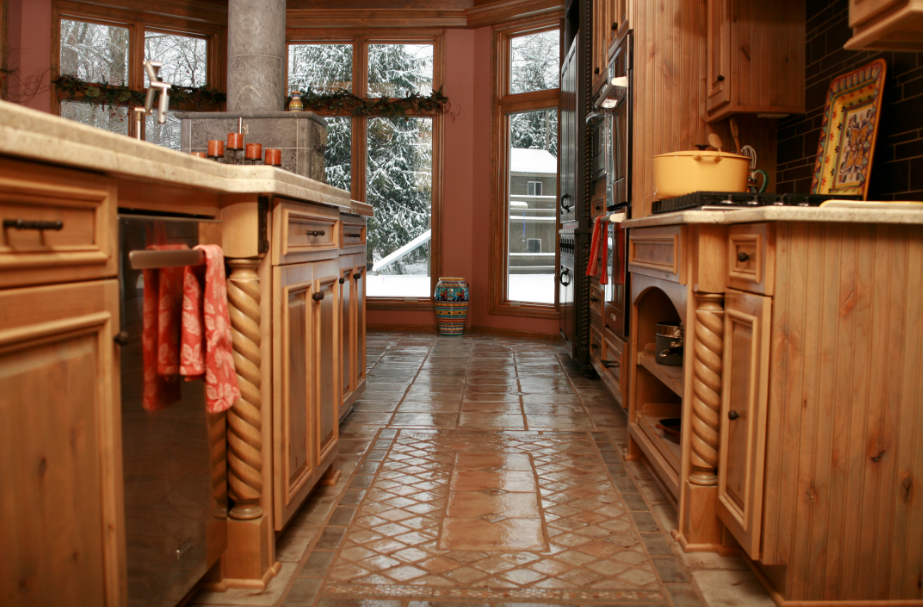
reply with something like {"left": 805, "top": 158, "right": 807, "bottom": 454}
{"left": 592, "top": 31, "right": 632, "bottom": 212}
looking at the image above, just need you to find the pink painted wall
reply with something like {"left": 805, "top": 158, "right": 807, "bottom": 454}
{"left": 368, "top": 27, "right": 560, "bottom": 338}
{"left": 6, "top": 0, "right": 53, "bottom": 112}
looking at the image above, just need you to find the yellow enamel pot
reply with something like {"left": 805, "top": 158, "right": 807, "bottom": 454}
{"left": 652, "top": 150, "right": 751, "bottom": 200}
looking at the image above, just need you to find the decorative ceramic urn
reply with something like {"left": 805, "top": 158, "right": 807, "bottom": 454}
{"left": 288, "top": 92, "right": 303, "bottom": 112}
{"left": 433, "top": 277, "right": 469, "bottom": 336}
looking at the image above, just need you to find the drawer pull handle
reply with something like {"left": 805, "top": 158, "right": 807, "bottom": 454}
{"left": 3, "top": 218, "right": 64, "bottom": 231}
{"left": 113, "top": 331, "right": 130, "bottom": 346}
{"left": 737, "top": 251, "right": 750, "bottom": 262}
{"left": 306, "top": 230, "right": 326, "bottom": 236}
{"left": 602, "top": 360, "right": 619, "bottom": 368}
{"left": 339, "top": 277, "right": 346, "bottom": 284}
{"left": 728, "top": 410, "right": 740, "bottom": 421}
{"left": 313, "top": 292, "right": 325, "bottom": 302}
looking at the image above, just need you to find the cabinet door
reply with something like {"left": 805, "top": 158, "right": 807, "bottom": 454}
{"left": 355, "top": 263, "right": 366, "bottom": 388}
{"left": 339, "top": 264, "right": 354, "bottom": 417}
{"left": 717, "top": 289, "right": 771, "bottom": 560}
{"left": 273, "top": 263, "right": 317, "bottom": 530}
{"left": 0, "top": 280, "right": 125, "bottom": 607}
{"left": 312, "top": 271, "right": 340, "bottom": 468}
{"left": 706, "top": 0, "right": 731, "bottom": 113}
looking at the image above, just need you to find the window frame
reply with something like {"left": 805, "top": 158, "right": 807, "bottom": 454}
{"left": 489, "top": 16, "right": 563, "bottom": 319}
{"left": 286, "top": 30, "right": 445, "bottom": 311}
{"left": 52, "top": 1, "right": 226, "bottom": 136}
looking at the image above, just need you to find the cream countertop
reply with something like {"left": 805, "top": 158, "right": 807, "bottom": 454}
{"left": 0, "top": 99, "right": 371, "bottom": 216}
{"left": 622, "top": 204, "right": 923, "bottom": 228}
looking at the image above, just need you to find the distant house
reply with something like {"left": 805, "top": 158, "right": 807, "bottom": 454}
{"left": 509, "top": 148, "right": 557, "bottom": 272}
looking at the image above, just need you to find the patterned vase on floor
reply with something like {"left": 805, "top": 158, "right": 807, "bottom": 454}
{"left": 434, "top": 277, "right": 469, "bottom": 336}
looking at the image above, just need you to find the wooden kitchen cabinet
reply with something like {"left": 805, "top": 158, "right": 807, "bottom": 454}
{"left": 705, "top": 0, "right": 805, "bottom": 122}
{"left": 338, "top": 250, "right": 367, "bottom": 420}
{"left": 0, "top": 279, "right": 125, "bottom": 607}
{"left": 271, "top": 259, "right": 340, "bottom": 531}
{"left": 717, "top": 288, "right": 771, "bottom": 562}
{"left": 845, "top": 0, "right": 923, "bottom": 51}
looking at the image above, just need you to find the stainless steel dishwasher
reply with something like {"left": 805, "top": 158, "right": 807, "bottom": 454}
{"left": 118, "top": 213, "right": 227, "bottom": 607}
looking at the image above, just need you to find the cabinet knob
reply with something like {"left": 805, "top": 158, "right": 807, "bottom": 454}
{"left": 594, "top": 67, "right": 600, "bottom": 75}
{"left": 339, "top": 277, "right": 346, "bottom": 284}
{"left": 354, "top": 272, "right": 362, "bottom": 280}
{"left": 113, "top": 331, "right": 130, "bottom": 346}
{"left": 611, "top": 22, "right": 618, "bottom": 30}
{"left": 305, "top": 230, "right": 326, "bottom": 237}
{"left": 313, "top": 291, "right": 325, "bottom": 301}
{"left": 591, "top": 343, "right": 599, "bottom": 350}
{"left": 728, "top": 410, "right": 740, "bottom": 421}
{"left": 717, "top": 74, "right": 726, "bottom": 82}
{"left": 737, "top": 251, "right": 750, "bottom": 262}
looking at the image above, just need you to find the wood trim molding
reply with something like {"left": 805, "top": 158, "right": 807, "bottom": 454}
{"left": 287, "top": 9, "right": 467, "bottom": 29}
{"left": 368, "top": 299, "right": 436, "bottom": 312}
{"left": 368, "top": 323, "right": 440, "bottom": 333}
{"left": 56, "top": 0, "right": 227, "bottom": 28}
{"left": 466, "top": 0, "right": 563, "bottom": 29}
{"left": 367, "top": 323, "right": 562, "bottom": 342}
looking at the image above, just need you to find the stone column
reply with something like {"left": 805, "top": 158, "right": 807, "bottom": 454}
{"left": 227, "top": 0, "right": 286, "bottom": 113}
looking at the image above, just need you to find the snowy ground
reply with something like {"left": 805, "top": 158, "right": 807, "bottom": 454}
{"left": 367, "top": 274, "right": 555, "bottom": 304}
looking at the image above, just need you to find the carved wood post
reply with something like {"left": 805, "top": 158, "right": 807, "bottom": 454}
{"left": 226, "top": 259, "right": 263, "bottom": 520}
{"left": 206, "top": 411, "right": 228, "bottom": 518}
{"left": 690, "top": 293, "right": 724, "bottom": 486}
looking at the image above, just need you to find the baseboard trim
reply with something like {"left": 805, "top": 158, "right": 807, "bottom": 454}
{"left": 368, "top": 323, "right": 561, "bottom": 342}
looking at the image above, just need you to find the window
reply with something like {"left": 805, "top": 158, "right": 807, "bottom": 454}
{"left": 490, "top": 24, "right": 561, "bottom": 315}
{"left": 288, "top": 35, "right": 442, "bottom": 304}
{"left": 54, "top": 7, "right": 222, "bottom": 147}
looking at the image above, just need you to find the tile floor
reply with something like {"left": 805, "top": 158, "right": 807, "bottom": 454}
{"left": 192, "top": 331, "right": 775, "bottom": 607}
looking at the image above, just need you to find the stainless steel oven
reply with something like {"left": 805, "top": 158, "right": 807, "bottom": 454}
{"left": 593, "top": 31, "right": 633, "bottom": 212}
{"left": 604, "top": 214, "right": 629, "bottom": 338}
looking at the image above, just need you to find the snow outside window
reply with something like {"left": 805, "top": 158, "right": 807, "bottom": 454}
{"left": 507, "top": 109, "right": 558, "bottom": 305}
{"left": 288, "top": 44, "right": 353, "bottom": 94}
{"left": 367, "top": 44, "right": 434, "bottom": 98}
{"left": 510, "top": 30, "right": 560, "bottom": 95}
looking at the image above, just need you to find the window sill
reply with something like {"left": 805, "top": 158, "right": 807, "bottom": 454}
{"left": 488, "top": 302, "right": 559, "bottom": 320}
{"left": 368, "top": 298, "right": 435, "bottom": 312}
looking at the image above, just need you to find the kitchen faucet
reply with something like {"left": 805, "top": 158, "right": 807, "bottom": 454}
{"left": 132, "top": 60, "right": 171, "bottom": 140}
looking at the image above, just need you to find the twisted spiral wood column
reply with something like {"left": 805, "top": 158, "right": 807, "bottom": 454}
{"left": 226, "top": 259, "right": 264, "bottom": 520}
{"left": 689, "top": 293, "right": 724, "bottom": 486}
{"left": 206, "top": 411, "right": 228, "bottom": 518}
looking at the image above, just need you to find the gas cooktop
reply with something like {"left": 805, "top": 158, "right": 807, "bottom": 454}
{"left": 652, "top": 191, "right": 860, "bottom": 215}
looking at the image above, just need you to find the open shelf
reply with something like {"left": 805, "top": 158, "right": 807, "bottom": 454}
{"left": 628, "top": 422, "right": 680, "bottom": 505}
{"left": 638, "top": 413, "right": 682, "bottom": 474}
{"left": 637, "top": 350, "right": 684, "bottom": 398}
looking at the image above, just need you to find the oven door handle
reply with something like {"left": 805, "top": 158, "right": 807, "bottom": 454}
{"left": 559, "top": 267, "right": 571, "bottom": 287}
{"left": 560, "top": 194, "right": 573, "bottom": 211}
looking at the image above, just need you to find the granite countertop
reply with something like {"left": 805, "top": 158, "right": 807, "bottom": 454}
{"left": 0, "top": 100, "right": 371, "bottom": 216}
{"left": 623, "top": 205, "right": 923, "bottom": 228}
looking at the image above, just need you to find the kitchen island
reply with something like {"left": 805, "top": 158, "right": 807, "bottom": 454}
{"left": 0, "top": 99, "right": 370, "bottom": 605}
{"left": 610, "top": 207, "right": 923, "bottom": 606}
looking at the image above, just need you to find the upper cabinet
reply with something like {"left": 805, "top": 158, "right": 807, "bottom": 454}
{"left": 592, "top": 0, "right": 631, "bottom": 82}
{"left": 845, "top": 0, "right": 923, "bottom": 51}
{"left": 705, "top": 0, "right": 806, "bottom": 123}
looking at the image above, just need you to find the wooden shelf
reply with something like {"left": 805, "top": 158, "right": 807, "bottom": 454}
{"left": 637, "top": 351, "right": 684, "bottom": 398}
{"left": 628, "top": 422, "right": 680, "bottom": 505}
{"left": 638, "top": 413, "right": 681, "bottom": 474}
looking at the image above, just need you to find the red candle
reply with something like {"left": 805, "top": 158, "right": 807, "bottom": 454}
{"left": 191, "top": 151, "right": 207, "bottom": 158}
{"left": 265, "top": 148, "right": 281, "bottom": 166}
{"left": 207, "top": 140, "right": 224, "bottom": 157}
{"left": 245, "top": 143, "right": 263, "bottom": 160}
{"left": 227, "top": 132, "right": 244, "bottom": 150}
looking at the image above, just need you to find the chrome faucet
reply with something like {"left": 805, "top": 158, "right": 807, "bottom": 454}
{"left": 132, "top": 60, "right": 172, "bottom": 140}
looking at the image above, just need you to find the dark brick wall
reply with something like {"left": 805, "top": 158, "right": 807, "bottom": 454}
{"left": 776, "top": 0, "right": 923, "bottom": 200}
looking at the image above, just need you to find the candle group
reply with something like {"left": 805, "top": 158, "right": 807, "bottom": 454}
{"left": 207, "top": 140, "right": 224, "bottom": 157}
{"left": 245, "top": 143, "right": 263, "bottom": 160}
{"left": 265, "top": 148, "right": 282, "bottom": 166}
{"left": 227, "top": 132, "right": 244, "bottom": 150}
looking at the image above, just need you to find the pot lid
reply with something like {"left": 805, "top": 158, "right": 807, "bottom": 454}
{"left": 652, "top": 150, "right": 749, "bottom": 160}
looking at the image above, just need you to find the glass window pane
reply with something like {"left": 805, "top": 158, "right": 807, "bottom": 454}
{"left": 510, "top": 30, "right": 560, "bottom": 95}
{"left": 367, "top": 44, "right": 433, "bottom": 98}
{"left": 145, "top": 110, "right": 181, "bottom": 150}
{"left": 144, "top": 31, "right": 207, "bottom": 87}
{"left": 366, "top": 116, "right": 433, "bottom": 298}
{"left": 60, "top": 19, "right": 129, "bottom": 86}
{"left": 323, "top": 116, "right": 351, "bottom": 191}
{"left": 288, "top": 44, "right": 352, "bottom": 94}
{"left": 60, "top": 100, "right": 129, "bottom": 135}
{"left": 508, "top": 108, "right": 558, "bottom": 304}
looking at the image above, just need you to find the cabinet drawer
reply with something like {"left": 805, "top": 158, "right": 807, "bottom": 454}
{"left": 727, "top": 223, "right": 774, "bottom": 296}
{"left": 340, "top": 218, "right": 367, "bottom": 248}
{"left": 590, "top": 283, "right": 605, "bottom": 320}
{"left": 628, "top": 225, "right": 685, "bottom": 283}
{"left": 273, "top": 200, "right": 340, "bottom": 265}
{"left": 0, "top": 159, "right": 117, "bottom": 288}
{"left": 600, "top": 330, "right": 627, "bottom": 408}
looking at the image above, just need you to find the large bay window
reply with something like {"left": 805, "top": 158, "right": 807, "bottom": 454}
{"left": 490, "top": 22, "right": 561, "bottom": 316}
{"left": 287, "top": 34, "right": 443, "bottom": 305}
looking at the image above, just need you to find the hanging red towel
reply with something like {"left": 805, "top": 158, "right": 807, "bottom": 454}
{"left": 142, "top": 244, "right": 187, "bottom": 412}
{"left": 585, "top": 216, "right": 609, "bottom": 285}
{"left": 179, "top": 245, "right": 240, "bottom": 414}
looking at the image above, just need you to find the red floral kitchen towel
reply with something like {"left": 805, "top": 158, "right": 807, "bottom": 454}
{"left": 179, "top": 244, "right": 240, "bottom": 413}
{"left": 141, "top": 244, "right": 186, "bottom": 411}
{"left": 585, "top": 216, "right": 609, "bottom": 285}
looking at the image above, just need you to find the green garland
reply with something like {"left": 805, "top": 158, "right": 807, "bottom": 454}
{"left": 52, "top": 74, "right": 226, "bottom": 110}
{"left": 288, "top": 87, "right": 451, "bottom": 118}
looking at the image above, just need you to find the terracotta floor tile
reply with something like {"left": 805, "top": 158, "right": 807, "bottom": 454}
{"left": 461, "top": 393, "right": 522, "bottom": 403}
{"left": 457, "top": 413, "right": 526, "bottom": 429}
{"left": 459, "top": 402, "right": 522, "bottom": 413}
{"left": 398, "top": 401, "right": 460, "bottom": 413}
{"left": 446, "top": 491, "right": 540, "bottom": 519}
{"left": 525, "top": 415, "right": 594, "bottom": 429}
{"left": 454, "top": 452, "right": 532, "bottom": 470}
{"left": 439, "top": 518, "right": 545, "bottom": 551}
{"left": 390, "top": 413, "right": 457, "bottom": 427}
{"left": 450, "top": 469, "right": 536, "bottom": 492}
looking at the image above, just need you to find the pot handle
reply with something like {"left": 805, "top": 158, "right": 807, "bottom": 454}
{"left": 692, "top": 153, "right": 722, "bottom": 163}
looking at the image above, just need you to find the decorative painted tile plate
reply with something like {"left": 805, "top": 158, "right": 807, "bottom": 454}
{"left": 810, "top": 58, "right": 887, "bottom": 199}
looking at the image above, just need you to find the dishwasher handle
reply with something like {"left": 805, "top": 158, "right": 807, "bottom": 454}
{"left": 129, "top": 249, "right": 206, "bottom": 270}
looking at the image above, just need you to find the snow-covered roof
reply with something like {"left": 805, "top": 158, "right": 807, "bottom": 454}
{"left": 510, "top": 148, "right": 557, "bottom": 175}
